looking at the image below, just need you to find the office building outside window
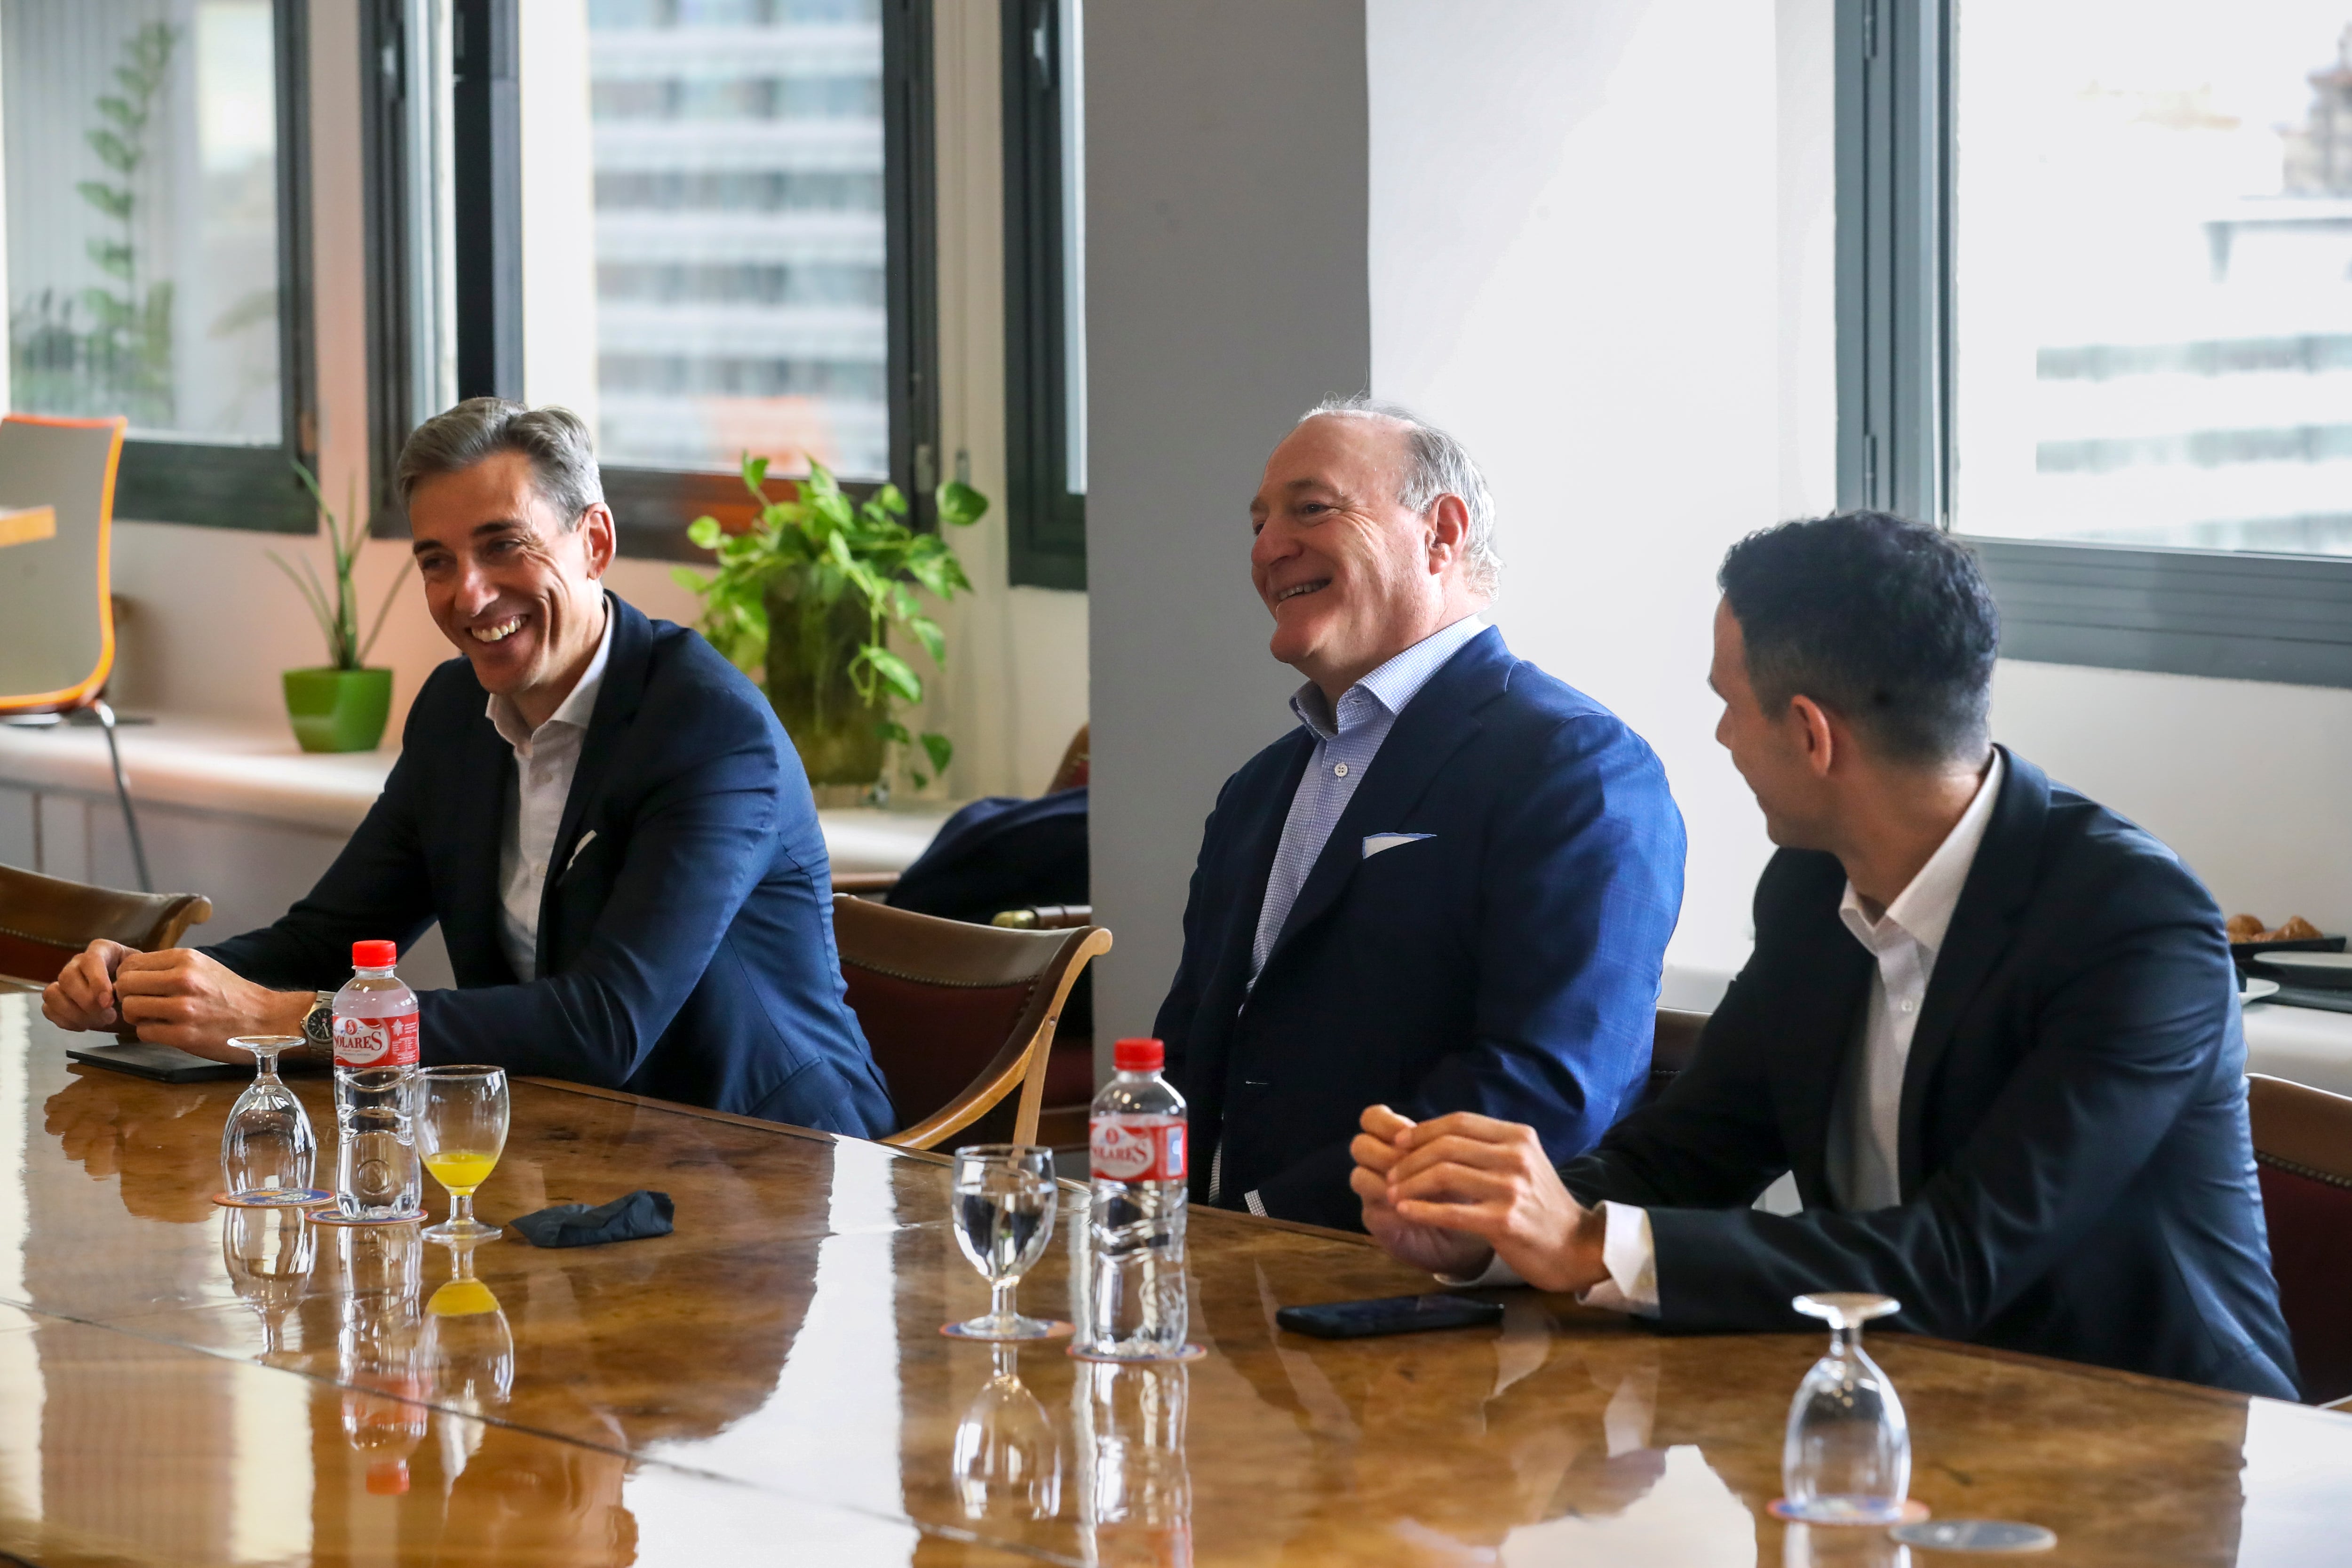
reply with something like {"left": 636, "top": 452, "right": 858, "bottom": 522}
{"left": 1955, "top": 2, "right": 2352, "bottom": 557}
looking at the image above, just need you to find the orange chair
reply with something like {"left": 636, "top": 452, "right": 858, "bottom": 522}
{"left": 0, "top": 414, "right": 148, "bottom": 888}
{"left": 2248, "top": 1074, "right": 2352, "bottom": 1406}
{"left": 831, "top": 894, "right": 1110, "bottom": 1150}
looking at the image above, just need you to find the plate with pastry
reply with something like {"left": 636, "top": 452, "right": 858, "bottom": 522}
{"left": 2225, "top": 913, "right": 2345, "bottom": 967}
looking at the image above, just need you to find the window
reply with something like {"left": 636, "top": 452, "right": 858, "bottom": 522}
{"left": 1843, "top": 0, "right": 2352, "bottom": 686}
{"left": 367, "top": 0, "right": 938, "bottom": 556}
{"left": 1001, "top": 0, "right": 1085, "bottom": 589}
{"left": 1, "top": 0, "right": 313, "bottom": 530}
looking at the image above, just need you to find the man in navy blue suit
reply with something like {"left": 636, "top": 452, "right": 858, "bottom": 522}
{"left": 41, "top": 399, "right": 893, "bottom": 1136}
{"left": 1154, "top": 398, "right": 1686, "bottom": 1231}
{"left": 1352, "top": 514, "right": 2296, "bottom": 1397}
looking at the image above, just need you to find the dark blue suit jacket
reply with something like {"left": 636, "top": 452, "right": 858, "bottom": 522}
{"left": 1565, "top": 749, "right": 2298, "bottom": 1399}
{"left": 204, "top": 594, "right": 894, "bottom": 1136}
{"left": 1154, "top": 628, "right": 1686, "bottom": 1230}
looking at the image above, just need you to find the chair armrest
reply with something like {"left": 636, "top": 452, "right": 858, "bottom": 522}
{"left": 991, "top": 904, "right": 1093, "bottom": 931}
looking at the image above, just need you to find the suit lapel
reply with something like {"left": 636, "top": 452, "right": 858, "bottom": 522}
{"left": 1895, "top": 748, "right": 2047, "bottom": 1196}
{"left": 1256, "top": 629, "right": 1512, "bottom": 979}
{"left": 448, "top": 701, "right": 517, "bottom": 984}
{"left": 536, "top": 594, "right": 650, "bottom": 972}
{"left": 1766, "top": 854, "right": 1875, "bottom": 1208}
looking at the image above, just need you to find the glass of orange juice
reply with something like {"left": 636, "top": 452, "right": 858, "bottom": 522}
{"left": 417, "top": 1066, "right": 508, "bottom": 1242}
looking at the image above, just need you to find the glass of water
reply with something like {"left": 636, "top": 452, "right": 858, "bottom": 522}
{"left": 220, "top": 1035, "right": 319, "bottom": 1201}
{"left": 945, "top": 1144, "right": 1061, "bottom": 1341}
{"left": 1782, "top": 1292, "right": 1911, "bottom": 1525}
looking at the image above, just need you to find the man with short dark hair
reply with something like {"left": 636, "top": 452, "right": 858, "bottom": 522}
{"left": 42, "top": 398, "right": 893, "bottom": 1134}
{"left": 1157, "top": 399, "right": 1685, "bottom": 1229}
{"left": 1351, "top": 511, "right": 2299, "bottom": 1398}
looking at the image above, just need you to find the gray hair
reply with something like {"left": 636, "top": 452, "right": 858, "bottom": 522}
{"left": 1298, "top": 395, "right": 1501, "bottom": 594}
{"left": 394, "top": 398, "right": 604, "bottom": 526}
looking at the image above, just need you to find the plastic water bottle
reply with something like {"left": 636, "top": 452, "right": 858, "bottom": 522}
{"left": 1082, "top": 1038, "right": 1189, "bottom": 1359}
{"left": 331, "top": 939, "right": 423, "bottom": 1221}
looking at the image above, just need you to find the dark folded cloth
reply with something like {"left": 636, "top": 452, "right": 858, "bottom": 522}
{"left": 508, "top": 1189, "right": 674, "bottom": 1248}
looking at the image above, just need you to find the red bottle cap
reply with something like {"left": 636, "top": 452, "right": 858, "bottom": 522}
{"left": 351, "top": 940, "right": 398, "bottom": 970}
{"left": 1113, "top": 1038, "right": 1165, "bottom": 1073}
{"left": 366, "top": 1460, "right": 410, "bottom": 1496}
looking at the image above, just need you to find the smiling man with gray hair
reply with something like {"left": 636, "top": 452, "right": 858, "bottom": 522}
{"left": 1153, "top": 398, "right": 1688, "bottom": 1229}
{"left": 43, "top": 398, "right": 893, "bottom": 1135}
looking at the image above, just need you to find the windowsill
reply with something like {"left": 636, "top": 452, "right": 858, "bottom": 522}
{"left": 0, "top": 713, "right": 962, "bottom": 871}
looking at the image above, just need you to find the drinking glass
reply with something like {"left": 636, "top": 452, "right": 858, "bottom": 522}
{"left": 946, "top": 1144, "right": 1061, "bottom": 1340}
{"left": 1782, "top": 1292, "right": 1911, "bottom": 1525}
{"left": 220, "top": 1202, "right": 315, "bottom": 1361}
{"left": 417, "top": 1066, "right": 509, "bottom": 1243}
{"left": 220, "top": 1034, "right": 319, "bottom": 1201}
{"left": 953, "top": 1344, "right": 1064, "bottom": 1523}
{"left": 426, "top": 1237, "right": 515, "bottom": 1413}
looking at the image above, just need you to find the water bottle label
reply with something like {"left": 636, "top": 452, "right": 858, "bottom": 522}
{"left": 334, "top": 1014, "right": 418, "bottom": 1071}
{"left": 1091, "top": 1116, "right": 1186, "bottom": 1182}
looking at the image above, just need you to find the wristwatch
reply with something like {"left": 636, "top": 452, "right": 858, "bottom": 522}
{"left": 301, "top": 991, "right": 335, "bottom": 1052}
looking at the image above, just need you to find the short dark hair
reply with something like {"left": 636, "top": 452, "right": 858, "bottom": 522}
{"left": 1717, "top": 511, "right": 1999, "bottom": 764}
{"left": 394, "top": 398, "right": 603, "bottom": 527}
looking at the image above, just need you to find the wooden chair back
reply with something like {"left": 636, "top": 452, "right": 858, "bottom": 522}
{"left": 831, "top": 894, "right": 1111, "bottom": 1150}
{"left": 0, "top": 863, "right": 211, "bottom": 984}
{"left": 2248, "top": 1073, "right": 2352, "bottom": 1405}
{"left": 1643, "top": 1007, "right": 1709, "bottom": 1106}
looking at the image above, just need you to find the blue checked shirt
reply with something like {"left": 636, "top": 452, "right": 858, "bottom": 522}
{"left": 1248, "top": 614, "right": 1490, "bottom": 978}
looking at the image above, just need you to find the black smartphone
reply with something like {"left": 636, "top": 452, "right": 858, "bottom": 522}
{"left": 66, "top": 1043, "right": 248, "bottom": 1084}
{"left": 1275, "top": 1292, "right": 1505, "bottom": 1340}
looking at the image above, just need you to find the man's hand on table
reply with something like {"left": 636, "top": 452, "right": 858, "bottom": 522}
{"left": 44, "top": 942, "right": 314, "bottom": 1061}
{"left": 1349, "top": 1104, "right": 1613, "bottom": 1295}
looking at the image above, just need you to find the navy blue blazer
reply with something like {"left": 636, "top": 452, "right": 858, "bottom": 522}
{"left": 204, "top": 594, "right": 893, "bottom": 1136}
{"left": 1564, "top": 749, "right": 2298, "bottom": 1399}
{"left": 1155, "top": 628, "right": 1686, "bottom": 1230}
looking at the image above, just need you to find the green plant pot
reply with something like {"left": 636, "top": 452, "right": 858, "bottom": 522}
{"left": 283, "top": 666, "right": 393, "bottom": 754}
{"left": 764, "top": 577, "right": 888, "bottom": 786}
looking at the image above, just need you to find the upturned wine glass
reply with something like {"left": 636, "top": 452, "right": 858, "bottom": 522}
{"left": 945, "top": 1144, "right": 1061, "bottom": 1340}
{"left": 220, "top": 1034, "right": 319, "bottom": 1201}
{"left": 1782, "top": 1292, "right": 1911, "bottom": 1525}
{"left": 417, "top": 1066, "right": 509, "bottom": 1243}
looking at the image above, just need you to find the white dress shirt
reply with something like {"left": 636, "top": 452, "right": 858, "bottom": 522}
{"left": 486, "top": 605, "right": 614, "bottom": 984}
{"left": 1451, "top": 752, "right": 2007, "bottom": 1311}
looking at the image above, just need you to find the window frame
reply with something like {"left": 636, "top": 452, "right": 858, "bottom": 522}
{"left": 367, "top": 0, "right": 941, "bottom": 561}
{"left": 34, "top": 0, "right": 320, "bottom": 533}
{"left": 1839, "top": 0, "right": 2352, "bottom": 689}
{"left": 999, "top": 0, "right": 1085, "bottom": 590}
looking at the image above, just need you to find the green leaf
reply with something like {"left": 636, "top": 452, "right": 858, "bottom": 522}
{"left": 87, "top": 129, "right": 137, "bottom": 174}
{"left": 904, "top": 614, "right": 946, "bottom": 664}
{"left": 857, "top": 645, "right": 924, "bottom": 704}
{"left": 911, "top": 772, "right": 930, "bottom": 790}
{"left": 740, "top": 452, "right": 771, "bottom": 496}
{"left": 670, "top": 565, "right": 711, "bottom": 595}
{"left": 76, "top": 181, "right": 132, "bottom": 221}
{"left": 872, "top": 483, "right": 907, "bottom": 517}
{"left": 686, "top": 515, "right": 723, "bottom": 550}
{"left": 937, "top": 479, "right": 989, "bottom": 526}
{"left": 86, "top": 240, "right": 133, "bottom": 281}
{"left": 903, "top": 551, "right": 957, "bottom": 601}
{"left": 877, "top": 719, "right": 913, "bottom": 746}
{"left": 920, "top": 732, "right": 954, "bottom": 776}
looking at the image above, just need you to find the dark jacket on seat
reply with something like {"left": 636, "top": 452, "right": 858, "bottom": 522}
{"left": 205, "top": 594, "right": 893, "bottom": 1135}
{"left": 1563, "top": 749, "right": 2298, "bottom": 1399}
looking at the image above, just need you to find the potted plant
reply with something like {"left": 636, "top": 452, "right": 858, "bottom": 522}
{"left": 269, "top": 467, "right": 409, "bottom": 753}
{"left": 674, "top": 457, "right": 986, "bottom": 796}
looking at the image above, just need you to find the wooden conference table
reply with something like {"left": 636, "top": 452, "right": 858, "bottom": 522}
{"left": 0, "top": 988, "right": 2344, "bottom": 1566}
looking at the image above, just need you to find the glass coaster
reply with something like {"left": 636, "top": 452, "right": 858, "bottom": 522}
{"left": 941, "top": 1319, "right": 1074, "bottom": 1342}
{"left": 310, "top": 1206, "right": 427, "bottom": 1227}
{"left": 1890, "top": 1520, "right": 2057, "bottom": 1554}
{"left": 1066, "top": 1341, "right": 1208, "bottom": 1365}
{"left": 1770, "top": 1497, "right": 1931, "bottom": 1526}
{"left": 211, "top": 1187, "right": 335, "bottom": 1210}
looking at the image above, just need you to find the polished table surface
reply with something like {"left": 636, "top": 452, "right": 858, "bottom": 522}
{"left": 0, "top": 990, "right": 2345, "bottom": 1566}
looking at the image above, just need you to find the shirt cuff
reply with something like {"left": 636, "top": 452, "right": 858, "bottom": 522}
{"left": 1576, "top": 1201, "right": 1660, "bottom": 1316}
{"left": 1436, "top": 1250, "right": 1523, "bottom": 1289}
{"left": 1243, "top": 1190, "right": 1267, "bottom": 1218}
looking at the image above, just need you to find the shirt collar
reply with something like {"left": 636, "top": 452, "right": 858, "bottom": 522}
{"left": 1287, "top": 614, "right": 1489, "bottom": 741}
{"left": 1838, "top": 749, "right": 2006, "bottom": 960}
{"left": 485, "top": 595, "right": 615, "bottom": 752}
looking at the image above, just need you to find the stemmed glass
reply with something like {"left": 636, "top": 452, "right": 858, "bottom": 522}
{"left": 219, "top": 1034, "right": 323, "bottom": 1203}
{"left": 220, "top": 1203, "right": 316, "bottom": 1361}
{"left": 944, "top": 1144, "right": 1062, "bottom": 1341}
{"left": 426, "top": 1237, "right": 516, "bottom": 1413}
{"left": 1781, "top": 1292, "right": 1911, "bottom": 1525}
{"left": 417, "top": 1066, "right": 509, "bottom": 1243}
{"left": 952, "top": 1343, "right": 1064, "bottom": 1524}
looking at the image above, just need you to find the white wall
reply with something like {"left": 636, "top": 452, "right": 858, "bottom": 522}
{"left": 1365, "top": 0, "right": 1837, "bottom": 988}
{"left": 1083, "top": 0, "right": 1372, "bottom": 1052}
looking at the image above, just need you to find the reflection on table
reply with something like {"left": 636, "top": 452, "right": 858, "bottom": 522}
{"left": 0, "top": 988, "right": 2345, "bottom": 1565}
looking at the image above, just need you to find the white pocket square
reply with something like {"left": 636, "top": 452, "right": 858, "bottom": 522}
{"left": 1362, "top": 832, "right": 1435, "bottom": 859}
{"left": 564, "top": 830, "right": 598, "bottom": 872}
